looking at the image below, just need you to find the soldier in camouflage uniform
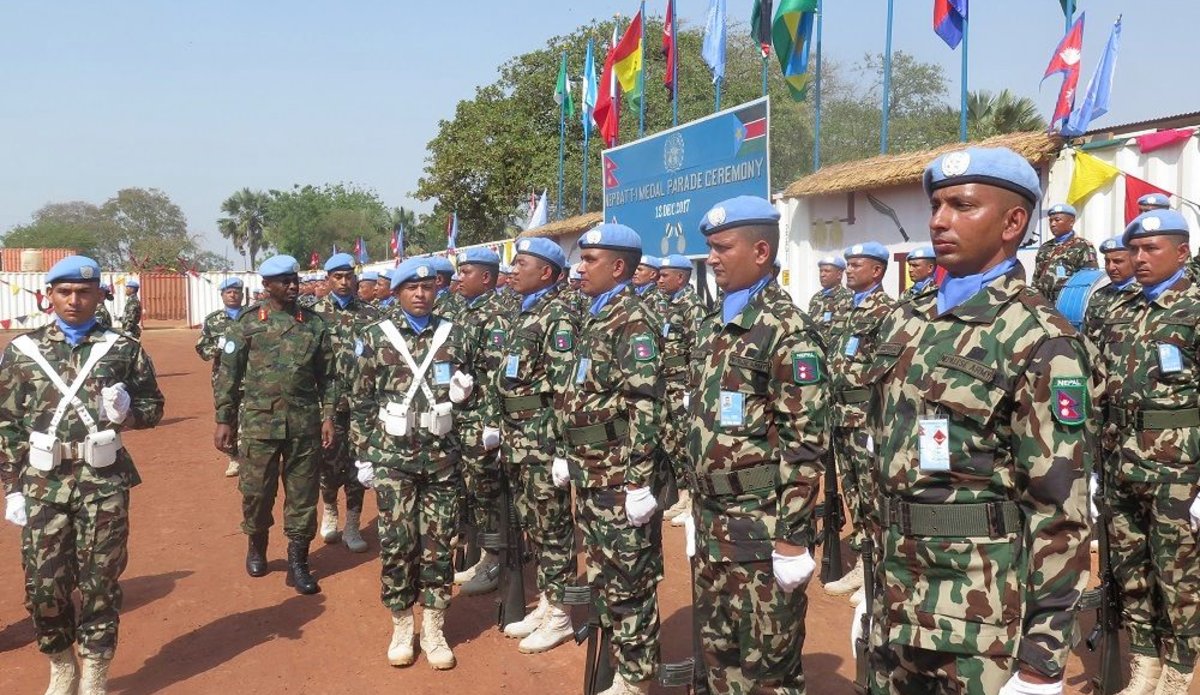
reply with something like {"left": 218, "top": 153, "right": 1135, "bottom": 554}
{"left": 431, "top": 256, "right": 462, "bottom": 322}
{"left": 195, "top": 277, "right": 246, "bottom": 477}
{"left": 213, "top": 254, "right": 335, "bottom": 596}
{"left": 120, "top": 280, "right": 142, "bottom": 339}
{"left": 358, "top": 271, "right": 379, "bottom": 304}
{"left": 560, "top": 224, "right": 663, "bottom": 695}
{"left": 1083, "top": 235, "right": 1139, "bottom": 345}
{"left": 349, "top": 257, "right": 474, "bottom": 670}
{"left": 95, "top": 284, "right": 114, "bottom": 331}
{"left": 899, "top": 245, "right": 937, "bottom": 302}
{"left": 655, "top": 254, "right": 704, "bottom": 526}
{"left": 375, "top": 270, "right": 395, "bottom": 310}
{"left": 1096, "top": 210, "right": 1200, "bottom": 694}
{"left": 0, "top": 255, "right": 164, "bottom": 695}
{"left": 449, "top": 247, "right": 508, "bottom": 596}
{"left": 312, "top": 253, "right": 381, "bottom": 553}
{"left": 564, "top": 263, "right": 590, "bottom": 321}
{"left": 296, "top": 274, "right": 320, "bottom": 310}
{"left": 632, "top": 254, "right": 662, "bottom": 306}
{"left": 807, "top": 255, "right": 852, "bottom": 346}
{"left": 490, "top": 237, "right": 578, "bottom": 653}
{"left": 1032, "top": 203, "right": 1098, "bottom": 302}
{"left": 496, "top": 263, "right": 522, "bottom": 315}
{"left": 858, "top": 147, "right": 1093, "bottom": 695}
{"left": 684, "top": 198, "right": 827, "bottom": 694}
{"left": 824, "top": 241, "right": 897, "bottom": 603}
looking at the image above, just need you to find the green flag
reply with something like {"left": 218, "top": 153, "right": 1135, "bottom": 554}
{"left": 771, "top": 0, "right": 818, "bottom": 101}
{"left": 750, "top": 0, "right": 773, "bottom": 55}
{"left": 554, "top": 52, "right": 575, "bottom": 118}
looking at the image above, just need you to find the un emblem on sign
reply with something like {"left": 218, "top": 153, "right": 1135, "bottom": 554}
{"left": 663, "top": 133, "right": 685, "bottom": 173}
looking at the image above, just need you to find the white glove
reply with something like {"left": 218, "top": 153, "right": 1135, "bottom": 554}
{"left": 624, "top": 486, "right": 658, "bottom": 527}
{"left": 1089, "top": 474, "right": 1100, "bottom": 523}
{"left": 5, "top": 492, "right": 26, "bottom": 527}
{"left": 482, "top": 426, "right": 501, "bottom": 451}
{"left": 552, "top": 457, "right": 570, "bottom": 488}
{"left": 101, "top": 382, "right": 131, "bottom": 424}
{"left": 997, "top": 673, "right": 1063, "bottom": 695}
{"left": 771, "top": 549, "right": 816, "bottom": 593}
{"left": 1190, "top": 492, "right": 1200, "bottom": 534}
{"left": 448, "top": 370, "right": 474, "bottom": 404}
{"left": 355, "top": 461, "right": 375, "bottom": 489}
{"left": 850, "top": 599, "right": 866, "bottom": 654}
{"left": 683, "top": 513, "right": 696, "bottom": 558}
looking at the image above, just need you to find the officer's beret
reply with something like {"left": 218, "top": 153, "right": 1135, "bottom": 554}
{"left": 99, "top": 283, "right": 111, "bottom": 292}
{"left": 1098, "top": 235, "right": 1126, "bottom": 254}
{"left": 429, "top": 256, "right": 455, "bottom": 276}
{"left": 218, "top": 278, "right": 243, "bottom": 291}
{"left": 500, "top": 263, "right": 514, "bottom": 274}
{"left": 324, "top": 253, "right": 355, "bottom": 272}
{"left": 1046, "top": 203, "right": 1077, "bottom": 217}
{"left": 638, "top": 255, "right": 662, "bottom": 270}
{"left": 1138, "top": 193, "right": 1171, "bottom": 208}
{"left": 661, "top": 254, "right": 692, "bottom": 271}
{"left": 360, "top": 271, "right": 379, "bottom": 282}
{"left": 125, "top": 279, "right": 140, "bottom": 289}
{"left": 515, "top": 237, "right": 567, "bottom": 269}
{"left": 1123, "top": 210, "right": 1191, "bottom": 246}
{"left": 378, "top": 269, "right": 393, "bottom": 280}
{"left": 923, "top": 146, "right": 1041, "bottom": 204}
{"left": 698, "top": 196, "right": 780, "bottom": 236}
{"left": 844, "top": 242, "right": 890, "bottom": 264}
{"left": 579, "top": 223, "right": 642, "bottom": 252}
{"left": 390, "top": 257, "right": 436, "bottom": 290}
{"left": 258, "top": 255, "right": 300, "bottom": 278}
{"left": 817, "top": 255, "right": 846, "bottom": 270}
{"left": 456, "top": 247, "right": 501, "bottom": 268}
{"left": 569, "top": 263, "right": 583, "bottom": 281}
{"left": 907, "top": 245, "right": 935, "bottom": 261}
{"left": 45, "top": 255, "right": 102, "bottom": 285}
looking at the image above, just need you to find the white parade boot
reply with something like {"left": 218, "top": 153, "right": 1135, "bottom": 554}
{"left": 1152, "top": 661, "right": 1193, "bottom": 694}
{"left": 44, "top": 649, "right": 78, "bottom": 695}
{"left": 387, "top": 608, "right": 415, "bottom": 667}
{"left": 503, "top": 593, "right": 549, "bottom": 639}
{"left": 824, "top": 557, "right": 864, "bottom": 595}
{"left": 421, "top": 607, "right": 456, "bottom": 670}
{"left": 78, "top": 654, "right": 111, "bottom": 695}
{"left": 320, "top": 502, "right": 340, "bottom": 544}
{"left": 518, "top": 601, "right": 574, "bottom": 653}
{"left": 598, "top": 672, "right": 651, "bottom": 695}
{"left": 1116, "top": 654, "right": 1162, "bottom": 695}
{"left": 224, "top": 459, "right": 240, "bottom": 477}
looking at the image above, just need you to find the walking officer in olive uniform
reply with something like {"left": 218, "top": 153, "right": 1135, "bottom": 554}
{"left": 824, "top": 241, "right": 896, "bottom": 604}
{"left": 685, "top": 197, "right": 828, "bottom": 694}
{"left": 1033, "top": 203, "right": 1098, "bottom": 302}
{"left": 312, "top": 252, "right": 381, "bottom": 553}
{"left": 1096, "top": 209, "right": 1200, "bottom": 694}
{"left": 656, "top": 254, "right": 704, "bottom": 527}
{"left": 807, "top": 255, "right": 852, "bottom": 346}
{"left": 196, "top": 277, "right": 247, "bottom": 477}
{"left": 899, "top": 245, "right": 937, "bottom": 302}
{"left": 1083, "top": 235, "right": 1138, "bottom": 345}
{"left": 120, "top": 280, "right": 142, "bottom": 339}
{"left": 213, "top": 254, "right": 336, "bottom": 596}
{"left": 859, "top": 147, "right": 1094, "bottom": 695}
{"left": 560, "top": 223, "right": 664, "bottom": 695}
{"left": 350, "top": 257, "right": 476, "bottom": 671}
{"left": 0, "top": 255, "right": 164, "bottom": 695}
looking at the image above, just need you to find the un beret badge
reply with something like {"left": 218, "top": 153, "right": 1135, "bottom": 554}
{"left": 941, "top": 151, "right": 971, "bottom": 177}
{"left": 586, "top": 229, "right": 602, "bottom": 244}
{"left": 81, "top": 266, "right": 95, "bottom": 279}
{"left": 417, "top": 266, "right": 430, "bottom": 278}
{"left": 518, "top": 239, "right": 531, "bottom": 251}
{"left": 707, "top": 207, "right": 727, "bottom": 227}
{"left": 1142, "top": 216, "right": 1161, "bottom": 232}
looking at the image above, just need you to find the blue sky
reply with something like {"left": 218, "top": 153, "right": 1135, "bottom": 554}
{"left": 0, "top": 1, "right": 1189, "bottom": 263}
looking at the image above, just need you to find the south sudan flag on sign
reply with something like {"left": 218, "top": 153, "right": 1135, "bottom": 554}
{"left": 734, "top": 100, "right": 768, "bottom": 157}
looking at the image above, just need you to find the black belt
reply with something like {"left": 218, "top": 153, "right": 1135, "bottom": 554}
{"left": 566, "top": 417, "right": 629, "bottom": 446}
{"left": 880, "top": 498, "right": 1021, "bottom": 539}
{"left": 693, "top": 463, "right": 778, "bottom": 497}
{"left": 1106, "top": 405, "right": 1200, "bottom": 430}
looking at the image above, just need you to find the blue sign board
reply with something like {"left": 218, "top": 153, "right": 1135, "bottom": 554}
{"left": 602, "top": 97, "right": 770, "bottom": 256}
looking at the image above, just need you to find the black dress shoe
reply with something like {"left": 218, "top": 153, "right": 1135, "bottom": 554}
{"left": 246, "top": 533, "right": 268, "bottom": 577}
{"left": 285, "top": 540, "right": 321, "bottom": 595}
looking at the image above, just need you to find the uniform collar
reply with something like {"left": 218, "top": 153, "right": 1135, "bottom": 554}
{"left": 1051, "top": 230, "right": 1075, "bottom": 244}
{"left": 50, "top": 317, "right": 101, "bottom": 345}
{"left": 851, "top": 283, "right": 882, "bottom": 307}
{"left": 1143, "top": 269, "right": 1188, "bottom": 304}
{"left": 400, "top": 309, "right": 432, "bottom": 334}
{"left": 590, "top": 281, "right": 631, "bottom": 316}
{"left": 330, "top": 292, "right": 354, "bottom": 309}
{"left": 521, "top": 284, "right": 555, "bottom": 313}
{"left": 465, "top": 289, "right": 495, "bottom": 308}
{"left": 934, "top": 258, "right": 1023, "bottom": 322}
{"left": 224, "top": 307, "right": 241, "bottom": 319}
{"left": 722, "top": 274, "right": 771, "bottom": 326}
{"left": 1112, "top": 277, "right": 1137, "bottom": 291}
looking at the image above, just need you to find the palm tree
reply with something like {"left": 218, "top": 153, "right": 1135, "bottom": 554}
{"left": 217, "top": 188, "right": 270, "bottom": 268}
{"left": 966, "top": 89, "right": 1047, "bottom": 139}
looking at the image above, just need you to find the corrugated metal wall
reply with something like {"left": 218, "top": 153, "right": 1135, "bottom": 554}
{"left": 139, "top": 273, "right": 187, "bottom": 321}
{"left": 187, "top": 272, "right": 261, "bottom": 326}
{"left": 0, "top": 248, "right": 78, "bottom": 272}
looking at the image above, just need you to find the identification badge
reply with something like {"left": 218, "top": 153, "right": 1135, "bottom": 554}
{"left": 918, "top": 417, "right": 951, "bottom": 472}
{"left": 719, "top": 390, "right": 745, "bottom": 428}
{"left": 1054, "top": 264, "right": 1066, "bottom": 278}
{"left": 662, "top": 322, "right": 671, "bottom": 338}
{"left": 505, "top": 354, "right": 520, "bottom": 378}
{"left": 1158, "top": 343, "right": 1184, "bottom": 374}
{"left": 844, "top": 335, "right": 860, "bottom": 357}
{"left": 822, "top": 311, "right": 832, "bottom": 323}
{"left": 575, "top": 357, "right": 591, "bottom": 384}
{"left": 434, "top": 362, "right": 451, "bottom": 385}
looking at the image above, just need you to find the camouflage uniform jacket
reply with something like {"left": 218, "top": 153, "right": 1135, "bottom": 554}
{"left": 1032, "top": 232, "right": 1098, "bottom": 301}
{"left": 1083, "top": 281, "right": 1139, "bottom": 346}
{"left": 348, "top": 314, "right": 466, "bottom": 471}
{"left": 297, "top": 293, "right": 319, "bottom": 310}
{"left": 866, "top": 264, "right": 1094, "bottom": 677}
{"left": 95, "top": 303, "right": 113, "bottom": 330}
{"left": 807, "top": 285, "right": 852, "bottom": 347}
{"left": 121, "top": 295, "right": 142, "bottom": 336}
{"left": 312, "top": 293, "right": 382, "bottom": 411}
{"left": 662, "top": 288, "right": 705, "bottom": 386}
{"left": 828, "top": 286, "right": 897, "bottom": 428}
{"left": 563, "top": 284, "right": 660, "bottom": 489}
{"left": 0, "top": 322, "right": 164, "bottom": 502}
{"left": 456, "top": 290, "right": 508, "bottom": 424}
{"left": 1098, "top": 276, "right": 1200, "bottom": 484}
{"left": 899, "top": 279, "right": 938, "bottom": 303}
{"left": 213, "top": 304, "right": 335, "bottom": 439}
{"left": 195, "top": 307, "right": 239, "bottom": 378}
{"left": 434, "top": 289, "right": 462, "bottom": 323}
{"left": 685, "top": 281, "right": 828, "bottom": 562}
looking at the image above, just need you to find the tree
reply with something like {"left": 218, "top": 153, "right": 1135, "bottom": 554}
{"left": 966, "top": 89, "right": 1046, "bottom": 139}
{"left": 217, "top": 188, "right": 271, "bottom": 268}
{"left": 1, "top": 201, "right": 112, "bottom": 257}
{"left": 263, "top": 183, "right": 393, "bottom": 263}
{"left": 100, "top": 187, "right": 198, "bottom": 269}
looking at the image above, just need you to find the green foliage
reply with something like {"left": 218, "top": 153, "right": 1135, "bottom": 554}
{"left": 1, "top": 201, "right": 110, "bottom": 258}
{"left": 262, "top": 183, "right": 393, "bottom": 264}
{"left": 966, "top": 89, "right": 1047, "bottom": 140}
{"left": 218, "top": 188, "right": 271, "bottom": 268}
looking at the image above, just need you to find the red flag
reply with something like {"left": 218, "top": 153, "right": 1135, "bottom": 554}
{"left": 1136, "top": 128, "right": 1196, "bottom": 154}
{"left": 593, "top": 26, "right": 621, "bottom": 147}
{"left": 1043, "top": 14, "right": 1085, "bottom": 127}
{"left": 663, "top": 0, "right": 676, "bottom": 92}
{"left": 1124, "top": 176, "right": 1174, "bottom": 224}
{"left": 309, "top": 251, "right": 320, "bottom": 269}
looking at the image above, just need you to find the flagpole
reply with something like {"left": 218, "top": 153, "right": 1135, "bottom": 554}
{"left": 813, "top": 0, "right": 824, "bottom": 171}
{"left": 637, "top": 1, "right": 646, "bottom": 137}
{"left": 671, "top": 0, "right": 678, "bottom": 127}
{"left": 582, "top": 126, "right": 591, "bottom": 213}
{"left": 959, "top": 9, "right": 969, "bottom": 142}
{"left": 715, "top": 78, "right": 722, "bottom": 113}
{"left": 880, "top": 0, "right": 894, "bottom": 154}
{"left": 1065, "top": 0, "right": 1074, "bottom": 31}
{"left": 557, "top": 51, "right": 567, "bottom": 221}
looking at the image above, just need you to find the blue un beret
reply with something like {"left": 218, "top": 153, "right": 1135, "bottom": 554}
{"left": 360, "top": 271, "right": 379, "bottom": 282}
{"left": 1047, "top": 203, "right": 1077, "bottom": 217}
{"left": 579, "top": 223, "right": 642, "bottom": 253}
{"left": 907, "top": 245, "right": 935, "bottom": 261}
{"left": 1123, "top": 210, "right": 1191, "bottom": 246}
{"left": 639, "top": 255, "right": 662, "bottom": 270}
{"left": 661, "top": 254, "right": 692, "bottom": 271}
{"left": 698, "top": 196, "right": 780, "bottom": 236}
{"left": 391, "top": 257, "right": 436, "bottom": 290}
{"left": 125, "top": 279, "right": 140, "bottom": 289}
{"left": 515, "top": 237, "right": 567, "bottom": 269}
{"left": 219, "top": 278, "right": 244, "bottom": 291}
{"left": 456, "top": 247, "right": 501, "bottom": 267}
{"left": 258, "top": 254, "right": 301, "bottom": 278}
{"left": 324, "top": 253, "right": 355, "bottom": 272}
{"left": 429, "top": 256, "right": 455, "bottom": 276}
{"left": 1098, "top": 235, "right": 1126, "bottom": 254}
{"left": 844, "top": 242, "right": 890, "bottom": 264}
{"left": 1138, "top": 193, "right": 1170, "bottom": 209}
{"left": 45, "top": 255, "right": 102, "bottom": 285}
{"left": 923, "top": 147, "right": 1041, "bottom": 204}
{"left": 569, "top": 263, "right": 582, "bottom": 281}
{"left": 817, "top": 255, "right": 846, "bottom": 270}
{"left": 378, "top": 269, "right": 393, "bottom": 280}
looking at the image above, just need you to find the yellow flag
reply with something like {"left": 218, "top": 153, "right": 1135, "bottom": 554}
{"left": 1067, "top": 151, "right": 1120, "bottom": 206}
{"left": 11, "top": 284, "right": 21, "bottom": 296}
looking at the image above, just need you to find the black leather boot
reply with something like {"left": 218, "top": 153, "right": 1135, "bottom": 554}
{"left": 246, "top": 533, "right": 268, "bottom": 577}
{"left": 285, "top": 540, "right": 320, "bottom": 595}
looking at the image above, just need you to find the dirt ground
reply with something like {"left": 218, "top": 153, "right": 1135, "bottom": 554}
{"left": 0, "top": 328, "right": 1188, "bottom": 694}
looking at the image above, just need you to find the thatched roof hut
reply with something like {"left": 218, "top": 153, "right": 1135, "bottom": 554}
{"left": 522, "top": 212, "right": 603, "bottom": 240}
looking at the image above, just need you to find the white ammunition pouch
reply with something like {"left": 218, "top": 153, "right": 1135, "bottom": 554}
{"left": 377, "top": 319, "right": 455, "bottom": 435}
{"left": 12, "top": 331, "right": 122, "bottom": 470}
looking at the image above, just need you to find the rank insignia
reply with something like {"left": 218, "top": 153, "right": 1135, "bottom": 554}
{"left": 553, "top": 329, "right": 573, "bottom": 351}
{"left": 631, "top": 334, "right": 657, "bottom": 361}
{"left": 1050, "top": 377, "right": 1087, "bottom": 426}
{"left": 490, "top": 329, "right": 506, "bottom": 347}
{"left": 791, "top": 352, "right": 821, "bottom": 384}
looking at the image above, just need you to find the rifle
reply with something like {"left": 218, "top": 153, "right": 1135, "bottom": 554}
{"left": 656, "top": 537, "right": 709, "bottom": 693}
{"left": 819, "top": 450, "right": 847, "bottom": 583}
{"left": 565, "top": 584, "right": 616, "bottom": 695}
{"left": 452, "top": 474, "right": 481, "bottom": 572}
{"left": 853, "top": 538, "right": 875, "bottom": 695}
{"left": 1079, "top": 469, "right": 1125, "bottom": 694}
{"left": 482, "top": 471, "right": 526, "bottom": 628}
